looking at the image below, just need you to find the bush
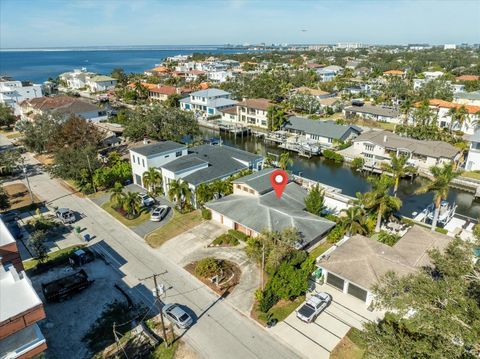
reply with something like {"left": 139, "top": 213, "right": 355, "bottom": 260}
{"left": 324, "top": 213, "right": 339, "bottom": 222}
{"left": 327, "top": 225, "right": 346, "bottom": 243}
{"left": 201, "top": 208, "right": 212, "bottom": 220}
{"left": 259, "top": 288, "right": 278, "bottom": 313}
{"left": 351, "top": 157, "right": 365, "bottom": 170}
{"left": 435, "top": 227, "right": 448, "bottom": 235}
{"left": 377, "top": 230, "right": 400, "bottom": 246}
{"left": 195, "top": 257, "right": 222, "bottom": 278}
{"left": 211, "top": 232, "right": 240, "bottom": 246}
{"left": 323, "top": 149, "right": 344, "bottom": 163}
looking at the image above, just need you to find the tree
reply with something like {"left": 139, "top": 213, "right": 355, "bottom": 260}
{"left": 412, "top": 100, "right": 434, "bottom": 127}
{"left": 168, "top": 179, "right": 192, "bottom": 211}
{"left": 121, "top": 191, "right": 141, "bottom": 218}
{"left": 267, "top": 104, "right": 288, "bottom": 131}
{"left": 195, "top": 183, "right": 214, "bottom": 206}
{"left": 341, "top": 206, "right": 369, "bottom": 236}
{"left": 415, "top": 163, "right": 458, "bottom": 231}
{"left": 142, "top": 167, "right": 162, "bottom": 195}
{"left": 165, "top": 94, "right": 181, "bottom": 108}
{"left": 365, "top": 175, "right": 402, "bottom": 233}
{"left": 278, "top": 152, "right": 293, "bottom": 170}
{"left": 304, "top": 184, "right": 324, "bottom": 216}
{"left": 20, "top": 114, "right": 61, "bottom": 153}
{"left": 109, "top": 182, "right": 125, "bottom": 209}
{"left": 49, "top": 116, "right": 102, "bottom": 152}
{"left": 0, "top": 187, "right": 10, "bottom": 210}
{"left": 289, "top": 93, "right": 322, "bottom": 114}
{"left": 0, "top": 149, "right": 21, "bottom": 175}
{"left": 0, "top": 103, "right": 16, "bottom": 129}
{"left": 29, "top": 230, "right": 48, "bottom": 263}
{"left": 381, "top": 154, "right": 417, "bottom": 196}
{"left": 399, "top": 98, "right": 413, "bottom": 125}
{"left": 362, "top": 237, "right": 480, "bottom": 358}
{"left": 111, "top": 68, "right": 127, "bottom": 85}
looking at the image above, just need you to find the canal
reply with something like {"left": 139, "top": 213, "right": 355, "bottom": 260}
{"left": 199, "top": 128, "right": 480, "bottom": 219}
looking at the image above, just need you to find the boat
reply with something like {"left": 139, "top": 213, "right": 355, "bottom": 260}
{"left": 413, "top": 200, "right": 457, "bottom": 226}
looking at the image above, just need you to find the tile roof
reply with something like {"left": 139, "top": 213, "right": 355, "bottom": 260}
{"left": 149, "top": 85, "right": 177, "bottom": 95}
{"left": 21, "top": 96, "right": 98, "bottom": 114}
{"left": 130, "top": 141, "right": 185, "bottom": 157}
{"left": 383, "top": 70, "right": 404, "bottom": 75}
{"left": 354, "top": 130, "right": 460, "bottom": 159}
{"left": 284, "top": 117, "right": 362, "bottom": 139}
{"left": 456, "top": 75, "right": 480, "bottom": 82}
{"left": 219, "top": 107, "right": 238, "bottom": 115}
{"left": 425, "top": 99, "right": 480, "bottom": 114}
{"left": 147, "top": 66, "right": 169, "bottom": 73}
{"left": 318, "top": 225, "right": 451, "bottom": 290}
{"left": 236, "top": 98, "right": 271, "bottom": 111}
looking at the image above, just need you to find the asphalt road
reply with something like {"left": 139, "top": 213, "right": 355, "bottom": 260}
{"left": 9, "top": 148, "right": 303, "bottom": 359}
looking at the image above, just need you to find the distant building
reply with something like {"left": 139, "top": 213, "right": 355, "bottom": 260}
{"left": 456, "top": 75, "right": 480, "bottom": 82}
{"left": 316, "top": 65, "right": 343, "bottom": 82}
{"left": 294, "top": 87, "right": 333, "bottom": 99}
{"left": 0, "top": 77, "right": 43, "bottom": 114}
{"left": 466, "top": 128, "right": 480, "bottom": 171}
{"left": 87, "top": 75, "right": 117, "bottom": 93}
{"left": 453, "top": 91, "right": 480, "bottom": 106}
{"left": 180, "top": 88, "right": 237, "bottom": 117}
{"left": 383, "top": 69, "right": 405, "bottom": 77}
{"left": 344, "top": 104, "right": 401, "bottom": 123}
{"left": 336, "top": 42, "right": 364, "bottom": 50}
{"left": 60, "top": 68, "right": 117, "bottom": 93}
{"left": 444, "top": 44, "right": 457, "bottom": 50}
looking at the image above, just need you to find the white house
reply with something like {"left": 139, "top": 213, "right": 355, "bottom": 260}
{"left": 344, "top": 104, "right": 401, "bottom": 124}
{"left": 466, "top": 128, "right": 480, "bottom": 171}
{"left": 207, "top": 71, "right": 234, "bottom": 83}
{"left": 180, "top": 88, "right": 237, "bottom": 117}
{"left": 87, "top": 75, "right": 117, "bottom": 92}
{"left": 59, "top": 68, "right": 95, "bottom": 90}
{"left": 235, "top": 98, "right": 271, "bottom": 129}
{"left": 316, "top": 65, "right": 343, "bottom": 82}
{"left": 0, "top": 77, "right": 43, "bottom": 114}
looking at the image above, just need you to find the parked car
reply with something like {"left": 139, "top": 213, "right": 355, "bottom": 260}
{"left": 55, "top": 208, "right": 76, "bottom": 224}
{"left": 162, "top": 303, "right": 193, "bottom": 329}
{"left": 150, "top": 205, "right": 169, "bottom": 222}
{"left": 296, "top": 292, "right": 332, "bottom": 323}
{"left": 138, "top": 193, "right": 155, "bottom": 207}
{"left": 6, "top": 221, "right": 23, "bottom": 239}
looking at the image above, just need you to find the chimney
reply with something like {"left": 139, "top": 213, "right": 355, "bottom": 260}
{"left": 383, "top": 135, "right": 388, "bottom": 142}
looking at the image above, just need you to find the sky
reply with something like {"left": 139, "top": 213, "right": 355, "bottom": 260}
{"left": 1, "top": 0, "right": 479, "bottom": 48}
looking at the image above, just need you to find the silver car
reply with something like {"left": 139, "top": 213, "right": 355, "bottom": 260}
{"left": 138, "top": 193, "right": 155, "bottom": 207}
{"left": 150, "top": 205, "right": 169, "bottom": 222}
{"left": 162, "top": 303, "right": 193, "bottom": 329}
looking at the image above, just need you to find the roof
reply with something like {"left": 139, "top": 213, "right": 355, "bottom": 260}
{"left": 284, "top": 117, "right": 362, "bottom": 139}
{"left": 318, "top": 225, "right": 451, "bottom": 290}
{"left": 89, "top": 75, "right": 116, "bottom": 82}
{"left": 205, "top": 181, "right": 335, "bottom": 245}
{"left": 383, "top": 70, "right": 404, "bottom": 75}
{"left": 425, "top": 99, "right": 480, "bottom": 114}
{"left": 130, "top": 141, "right": 185, "bottom": 157}
{"left": 149, "top": 85, "right": 177, "bottom": 95}
{"left": 466, "top": 127, "right": 480, "bottom": 143}
{"left": 232, "top": 168, "right": 280, "bottom": 194}
{"left": 318, "top": 97, "right": 341, "bottom": 106}
{"left": 219, "top": 107, "right": 238, "bottom": 115}
{"left": 456, "top": 75, "right": 480, "bottom": 82}
{"left": 344, "top": 104, "right": 400, "bottom": 118}
{"left": 161, "top": 156, "right": 208, "bottom": 173}
{"left": 147, "top": 66, "right": 169, "bottom": 73}
{"left": 21, "top": 96, "right": 98, "bottom": 114}
{"left": 454, "top": 91, "right": 480, "bottom": 101}
{"left": 236, "top": 98, "right": 271, "bottom": 111}
{"left": 295, "top": 87, "right": 331, "bottom": 97}
{"left": 189, "top": 88, "right": 230, "bottom": 98}
{"left": 0, "top": 218, "right": 15, "bottom": 247}
{"left": 354, "top": 130, "right": 460, "bottom": 159}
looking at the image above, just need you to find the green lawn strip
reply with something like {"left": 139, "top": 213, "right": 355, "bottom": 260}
{"left": 149, "top": 341, "right": 178, "bottom": 359}
{"left": 254, "top": 295, "right": 305, "bottom": 325}
{"left": 101, "top": 201, "right": 151, "bottom": 227}
{"left": 308, "top": 241, "right": 333, "bottom": 260}
{"left": 460, "top": 171, "right": 480, "bottom": 181}
{"left": 23, "top": 244, "right": 85, "bottom": 274}
{"left": 145, "top": 210, "right": 203, "bottom": 247}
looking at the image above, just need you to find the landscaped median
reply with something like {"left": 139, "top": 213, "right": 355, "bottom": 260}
{"left": 145, "top": 209, "right": 203, "bottom": 247}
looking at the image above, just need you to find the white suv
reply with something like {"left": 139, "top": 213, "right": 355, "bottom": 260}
{"left": 138, "top": 193, "right": 155, "bottom": 207}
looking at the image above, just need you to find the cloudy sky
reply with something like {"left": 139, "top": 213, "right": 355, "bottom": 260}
{"left": 1, "top": 0, "right": 479, "bottom": 48}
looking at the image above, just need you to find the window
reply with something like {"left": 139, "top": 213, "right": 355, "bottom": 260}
{"left": 137, "top": 157, "right": 141, "bottom": 164}
{"left": 142, "top": 159, "right": 145, "bottom": 167}
{"left": 364, "top": 144, "right": 375, "bottom": 151}
{"left": 176, "top": 151, "right": 182, "bottom": 157}
{"left": 132, "top": 155, "right": 136, "bottom": 163}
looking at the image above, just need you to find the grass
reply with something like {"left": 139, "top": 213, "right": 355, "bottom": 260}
{"left": 308, "top": 241, "right": 333, "bottom": 260}
{"left": 101, "top": 201, "right": 151, "bottom": 227}
{"left": 330, "top": 328, "right": 366, "bottom": 359}
{"left": 145, "top": 209, "right": 203, "bottom": 247}
{"left": 149, "top": 341, "right": 178, "bottom": 359}
{"left": 23, "top": 244, "right": 85, "bottom": 273}
{"left": 254, "top": 295, "right": 305, "bottom": 325}
{"left": 1, "top": 183, "right": 41, "bottom": 212}
{"left": 461, "top": 171, "right": 480, "bottom": 181}
{"left": 210, "top": 229, "right": 248, "bottom": 246}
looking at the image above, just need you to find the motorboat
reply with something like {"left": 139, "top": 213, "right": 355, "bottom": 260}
{"left": 413, "top": 200, "right": 456, "bottom": 226}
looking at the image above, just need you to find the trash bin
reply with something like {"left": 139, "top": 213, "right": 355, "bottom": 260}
{"left": 83, "top": 233, "right": 91, "bottom": 242}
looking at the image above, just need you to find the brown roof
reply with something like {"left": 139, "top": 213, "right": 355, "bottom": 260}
{"left": 21, "top": 96, "right": 98, "bottom": 114}
{"left": 149, "top": 85, "right": 177, "bottom": 95}
{"left": 236, "top": 98, "right": 272, "bottom": 111}
{"left": 421, "top": 99, "right": 480, "bottom": 115}
{"left": 383, "top": 70, "right": 404, "bottom": 75}
{"left": 219, "top": 107, "right": 238, "bottom": 115}
{"left": 295, "top": 86, "right": 331, "bottom": 97}
{"left": 456, "top": 75, "right": 479, "bottom": 82}
{"left": 318, "top": 225, "right": 451, "bottom": 290}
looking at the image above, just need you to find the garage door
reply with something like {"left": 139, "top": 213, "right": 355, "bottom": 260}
{"left": 326, "top": 273, "right": 344, "bottom": 290}
{"left": 347, "top": 283, "right": 368, "bottom": 302}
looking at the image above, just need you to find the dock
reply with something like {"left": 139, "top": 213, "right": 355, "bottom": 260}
{"left": 198, "top": 119, "right": 250, "bottom": 136}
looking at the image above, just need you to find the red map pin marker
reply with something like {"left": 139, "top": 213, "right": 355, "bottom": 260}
{"left": 270, "top": 169, "right": 288, "bottom": 199}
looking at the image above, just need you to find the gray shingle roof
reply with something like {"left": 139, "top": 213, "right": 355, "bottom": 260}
{"left": 206, "top": 182, "right": 335, "bottom": 245}
{"left": 284, "top": 117, "right": 362, "bottom": 139}
{"left": 161, "top": 156, "right": 208, "bottom": 173}
{"left": 454, "top": 91, "right": 480, "bottom": 101}
{"left": 131, "top": 141, "right": 185, "bottom": 157}
{"left": 345, "top": 105, "right": 400, "bottom": 118}
{"left": 232, "top": 168, "right": 282, "bottom": 194}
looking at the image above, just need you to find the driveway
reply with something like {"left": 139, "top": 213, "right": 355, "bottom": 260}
{"left": 270, "top": 283, "right": 384, "bottom": 359}
{"left": 159, "top": 221, "right": 261, "bottom": 315}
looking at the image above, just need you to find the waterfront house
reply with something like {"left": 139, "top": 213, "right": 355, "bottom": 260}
{"left": 20, "top": 96, "right": 107, "bottom": 122}
{"left": 317, "top": 225, "right": 450, "bottom": 306}
{"left": 344, "top": 104, "right": 401, "bottom": 123}
{"left": 87, "top": 75, "right": 117, "bottom": 93}
{"left": 205, "top": 169, "right": 335, "bottom": 248}
{"left": 180, "top": 88, "right": 237, "bottom": 117}
{"left": 59, "top": 68, "right": 95, "bottom": 90}
{"left": 0, "top": 77, "right": 43, "bottom": 115}
{"left": 219, "top": 107, "right": 239, "bottom": 123}
{"left": 350, "top": 130, "right": 461, "bottom": 171}
{"left": 0, "top": 218, "right": 48, "bottom": 358}
{"left": 283, "top": 117, "right": 362, "bottom": 147}
{"left": 465, "top": 128, "right": 480, "bottom": 171}
{"left": 316, "top": 65, "right": 343, "bottom": 82}
{"left": 235, "top": 98, "right": 272, "bottom": 129}
{"left": 144, "top": 66, "right": 170, "bottom": 76}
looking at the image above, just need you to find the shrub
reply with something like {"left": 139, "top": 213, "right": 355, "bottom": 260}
{"left": 377, "top": 231, "right": 400, "bottom": 246}
{"left": 327, "top": 225, "right": 346, "bottom": 243}
{"left": 211, "top": 232, "right": 240, "bottom": 246}
{"left": 201, "top": 208, "right": 212, "bottom": 220}
{"left": 259, "top": 288, "right": 278, "bottom": 312}
{"left": 323, "top": 149, "right": 344, "bottom": 163}
{"left": 324, "top": 213, "right": 339, "bottom": 222}
{"left": 435, "top": 227, "right": 448, "bottom": 235}
{"left": 351, "top": 157, "right": 365, "bottom": 170}
{"left": 195, "top": 257, "right": 222, "bottom": 278}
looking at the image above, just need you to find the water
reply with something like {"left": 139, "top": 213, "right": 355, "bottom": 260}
{"left": 0, "top": 45, "right": 254, "bottom": 83}
{"left": 200, "top": 128, "right": 480, "bottom": 219}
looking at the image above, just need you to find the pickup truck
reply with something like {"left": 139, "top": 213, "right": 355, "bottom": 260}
{"left": 296, "top": 292, "right": 332, "bottom": 323}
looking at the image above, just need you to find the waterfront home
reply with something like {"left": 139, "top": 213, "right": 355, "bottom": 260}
{"left": 235, "top": 98, "right": 271, "bottom": 129}
{"left": 144, "top": 66, "right": 170, "bottom": 76}
{"left": 465, "top": 128, "right": 480, "bottom": 171}
{"left": 317, "top": 225, "right": 450, "bottom": 306}
{"left": 20, "top": 96, "right": 108, "bottom": 122}
{"left": 0, "top": 218, "right": 47, "bottom": 358}
{"left": 59, "top": 68, "right": 96, "bottom": 90}
{"left": 219, "top": 107, "right": 239, "bottom": 123}
{"left": 316, "top": 65, "right": 343, "bottom": 82}
{"left": 283, "top": 117, "right": 362, "bottom": 147}
{"left": 344, "top": 104, "right": 401, "bottom": 123}
{"left": 0, "top": 77, "right": 43, "bottom": 114}
{"left": 348, "top": 130, "right": 461, "bottom": 171}
{"left": 205, "top": 168, "right": 335, "bottom": 248}
{"left": 180, "top": 88, "right": 237, "bottom": 117}
{"left": 453, "top": 91, "right": 480, "bottom": 106}
{"left": 87, "top": 75, "right": 117, "bottom": 93}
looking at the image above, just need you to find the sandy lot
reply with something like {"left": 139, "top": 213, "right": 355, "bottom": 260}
{"left": 2, "top": 183, "right": 41, "bottom": 210}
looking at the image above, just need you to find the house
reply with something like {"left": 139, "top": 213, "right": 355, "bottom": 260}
{"left": 87, "top": 75, "right": 117, "bottom": 93}
{"left": 318, "top": 97, "right": 342, "bottom": 111}
{"left": 350, "top": 130, "right": 461, "bottom": 171}
{"left": 344, "top": 104, "right": 401, "bottom": 123}
{"left": 205, "top": 168, "right": 335, "bottom": 248}
{"left": 59, "top": 68, "right": 95, "bottom": 90}
{"left": 465, "top": 128, "right": 480, "bottom": 171}
{"left": 144, "top": 66, "right": 170, "bottom": 76}
{"left": 453, "top": 91, "right": 480, "bottom": 106}
{"left": 345, "top": 60, "right": 361, "bottom": 70}
{"left": 317, "top": 225, "right": 451, "bottom": 305}
{"left": 0, "top": 218, "right": 47, "bottom": 358}
{"left": 235, "top": 98, "right": 271, "bottom": 129}
{"left": 185, "top": 70, "right": 206, "bottom": 82}
{"left": 207, "top": 71, "right": 234, "bottom": 83}
{"left": 316, "top": 65, "right": 343, "bottom": 82}
{"left": 283, "top": 117, "right": 362, "bottom": 147}
{"left": 20, "top": 96, "right": 108, "bottom": 122}
{"left": 383, "top": 70, "right": 404, "bottom": 77}
{"left": 129, "top": 141, "right": 188, "bottom": 187}
{"left": 294, "top": 87, "right": 333, "bottom": 99}
{"left": 0, "top": 77, "right": 43, "bottom": 115}
{"left": 148, "top": 85, "right": 190, "bottom": 102}
{"left": 219, "top": 107, "right": 239, "bottom": 123}
{"left": 160, "top": 144, "right": 263, "bottom": 205}
{"left": 456, "top": 75, "right": 480, "bottom": 82}
{"left": 180, "top": 88, "right": 237, "bottom": 117}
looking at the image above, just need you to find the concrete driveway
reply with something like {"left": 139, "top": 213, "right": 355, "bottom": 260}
{"left": 270, "top": 283, "right": 384, "bottom": 359}
{"left": 159, "top": 221, "right": 261, "bottom": 315}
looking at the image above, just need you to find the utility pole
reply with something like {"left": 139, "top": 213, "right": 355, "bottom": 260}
{"left": 139, "top": 272, "right": 169, "bottom": 347}
{"left": 19, "top": 158, "right": 34, "bottom": 204}
{"left": 86, "top": 153, "right": 97, "bottom": 193}
{"left": 261, "top": 242, "right": 265, "bottom": 291}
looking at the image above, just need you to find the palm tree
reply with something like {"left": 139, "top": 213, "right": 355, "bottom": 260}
{"left": 278, "top": 152, "right": 293, "bottom": 170}
{"left": 267, "top": 104, "right": 288, "bottom": 131}
{"left": 381, "top": 154, "right": 417, "bottom": 196}
{"left": 341, "top": 206, "right": 369, "bottom": 236}
{"left": 415, "top": 163, "right": 458, "bottom": 231}
{"left": 413, "top": 101, "right": 434, "bottom": 127}
{"left": 168, "top": 179, "right": 193, "bottom": 211}
{"left": 195, "top": 183, "right": 213, "bottom": 206}
{"left": 447, "top": 107, "right": 458, "bottom": 132}
{"left": 400, "top": 98, "right": 412, "bottom": 125}
{"left": 109, "top": 182, "right": 125, "bottom": 209}
{"left": 365, "top": 175, "right": 402, "bottom": 233}
{"left": 142, "top": 167, "right": 162, "bottom": 195}
{"left": 454, "top": 106, "right": 469, "bottom": 132}
{"left": 122, "top": 191, "right": 141, "bottom": 218}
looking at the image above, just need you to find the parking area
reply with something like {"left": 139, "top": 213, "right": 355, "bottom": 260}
{"left": 270, "top": 283, "right": 384, "bottom": 359}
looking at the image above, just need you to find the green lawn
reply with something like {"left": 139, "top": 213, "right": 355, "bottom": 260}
{"left": 23, "top": 244, "right": 85, "bottom": 273}
{"left": 254, "top": 295, "right": 305, "bottom": 324}
{"left": 101, "top": 201, "right": 151, "bottom": 227}
{"left": 145, "top": 209, "right": 203, "bottom": 247}
{"left": 330, "top": 328, "right": 366, "bottom": 359}
{"left": 461, "top": 171, "right": 480, "bottom": 181}
{"left": 149, "top": 341, "right": 178, "bottom": 359}
{"left": 308, "top": 241, "right": 333, "bottom": 260}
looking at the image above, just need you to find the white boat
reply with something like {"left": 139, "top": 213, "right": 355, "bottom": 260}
{"left": 414, "top": 200, "right": 456, "bottom": 226}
